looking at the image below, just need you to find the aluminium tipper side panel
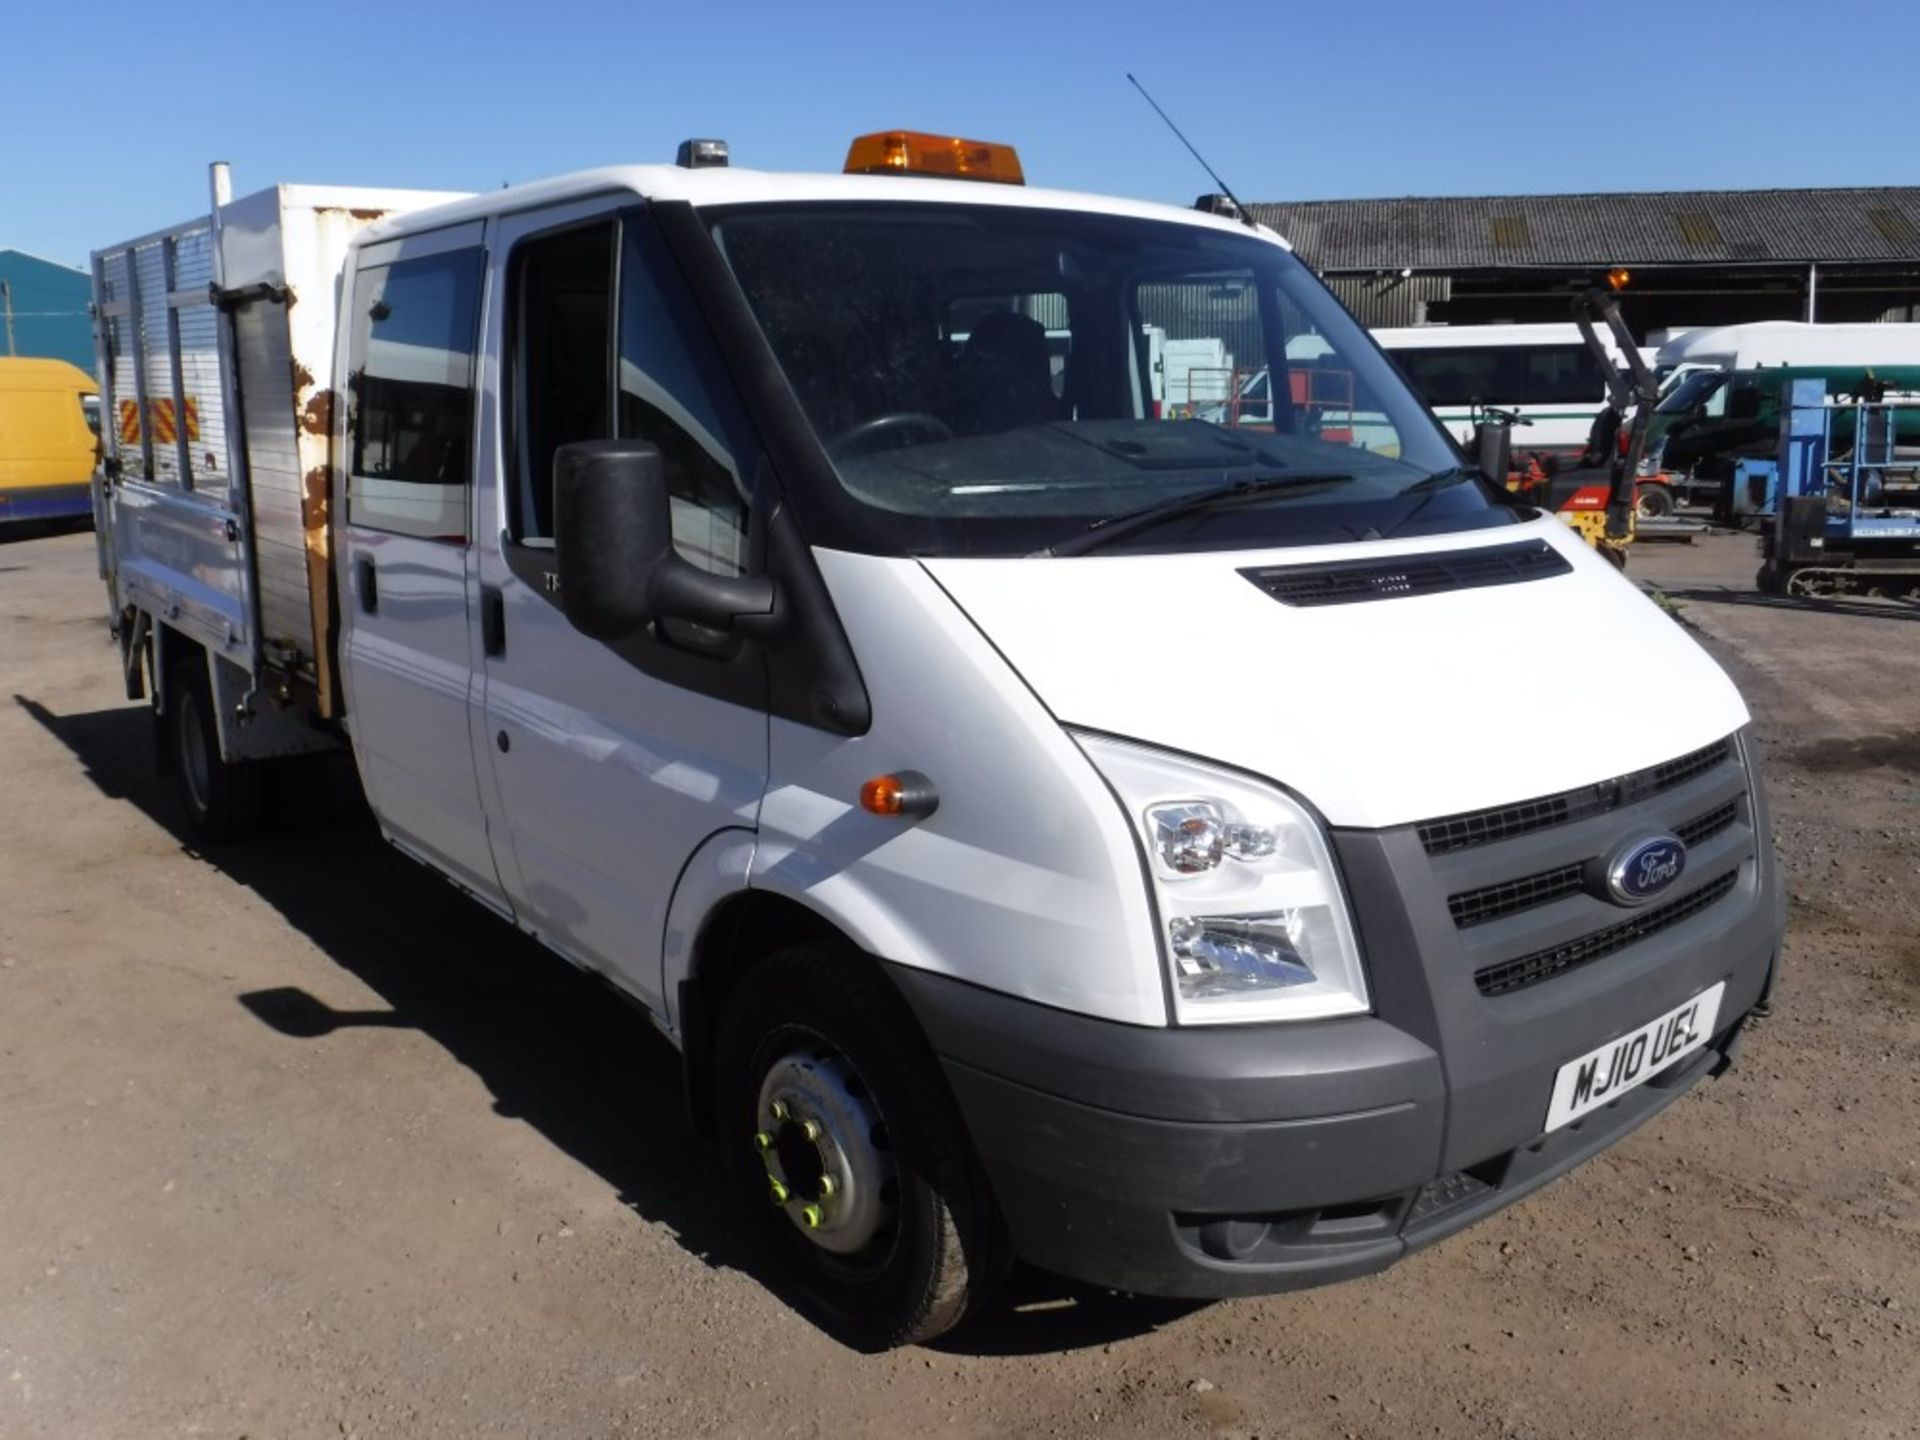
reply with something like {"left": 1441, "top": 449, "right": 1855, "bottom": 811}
{"left": 91, "top": 222, "right": 252, "bottom": 667}
{"left": 219, "top": 185, "right": 467, "bottom": 717}
{"left": 95, "top": 221, "right": 237, "bottom": 496}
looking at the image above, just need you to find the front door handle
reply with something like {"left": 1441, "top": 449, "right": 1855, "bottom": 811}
{"left": 356, "top": 556, "right": 378, "bottom": 614}
{"left": 481, "top": 584, "right": 505, "bottom": 657}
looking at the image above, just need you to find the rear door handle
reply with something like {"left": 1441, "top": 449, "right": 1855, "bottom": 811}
{"left": 481, "top": 584, "right": 505, "bottom": 657}
{"left": 356, "top": 556, "right": 378, "bottom": 614}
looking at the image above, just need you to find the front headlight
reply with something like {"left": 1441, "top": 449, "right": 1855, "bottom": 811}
{"left": 1076, "top": 733, "right": 1369, "bottom": 1025}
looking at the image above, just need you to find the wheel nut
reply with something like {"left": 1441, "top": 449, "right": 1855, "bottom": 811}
{"left": 802, "top": 1119, "right": 822, "bottom": 1142}
{"left": 753, "top": 1131, "right": 772, "bottom": 1152}
{"left": 800, "top": 1204, "right": 823, "bottom": 1229}
{"left": 817, "top": 1174, "right": 836, "bottom": 1198}
{"left": 768, "top": 1179, "right": 790, "bottom": 1205}
{"left": 769, "top": 1100, "right": 789, "bottom": 1123}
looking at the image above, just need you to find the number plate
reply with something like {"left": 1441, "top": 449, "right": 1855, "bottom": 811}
{"left": 1544, "top": 982, "right": 1725, "bottom": 1133}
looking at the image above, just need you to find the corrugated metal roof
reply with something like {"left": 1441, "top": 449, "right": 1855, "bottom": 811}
{"left": 1250, "top": 188, "right": 1920, "bottom": 271}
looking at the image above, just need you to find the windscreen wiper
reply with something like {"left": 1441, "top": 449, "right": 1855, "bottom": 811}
{"left": 1036, "top": 472, "right": 1353, "bottom": 557}
{"left": 1379, "top": 464, "right": 1480, "bottom": 539}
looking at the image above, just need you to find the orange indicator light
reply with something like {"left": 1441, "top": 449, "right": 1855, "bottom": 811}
{"left": 861, "top": 775, "right": 905, "bottom": 816}
{"left": 859, "top": 770, "right": 939, "bottom": 819}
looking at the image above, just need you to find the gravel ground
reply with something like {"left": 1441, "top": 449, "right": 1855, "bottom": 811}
{"left": 1, "top": 525, "right": 1915, "bottom": 1439}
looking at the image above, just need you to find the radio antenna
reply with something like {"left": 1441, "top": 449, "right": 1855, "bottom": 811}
{"left": 1126, "top": 72, "right": 1250, "bottom": 219}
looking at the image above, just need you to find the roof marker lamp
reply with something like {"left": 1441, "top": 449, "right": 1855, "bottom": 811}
{"left": 1075, "top": 734, "right": 1369, "bottom": 1025}
{"left": 844, "top": 131, "right": 1026, "bottom": 185}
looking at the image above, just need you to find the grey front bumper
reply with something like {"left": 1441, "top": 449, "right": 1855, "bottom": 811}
{"left": 886, "top": 739, "right": 1785, "bottom": 1299}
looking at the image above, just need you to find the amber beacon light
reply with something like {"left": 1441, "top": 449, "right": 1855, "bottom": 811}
{"left": 843, "top": 131, "right": 1026, "bottom": 185}
{"left": 859, "top": 770, "right": 940, "bottom": 819}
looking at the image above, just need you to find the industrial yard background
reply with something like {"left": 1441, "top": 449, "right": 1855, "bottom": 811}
{"left": 1262, "top": 187, "right": 1920, "bottom": 333}
{"left": 0, "top": 251, "right": 92, "bottom": 369}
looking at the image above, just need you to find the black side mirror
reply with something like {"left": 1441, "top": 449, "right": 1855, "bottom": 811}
{"left": 1474, "top": 421, "right": 1511, "bottom": 486}
{"left": 552, "top": 439, "right": 775, "bottom": 642}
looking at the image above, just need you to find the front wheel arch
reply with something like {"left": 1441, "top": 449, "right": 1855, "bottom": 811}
{"left": 677, "top": 888, "right": 870, "bottom": 1138}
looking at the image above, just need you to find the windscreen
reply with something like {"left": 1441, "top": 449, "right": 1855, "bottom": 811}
{"left": 707, "top": 203, "right": 1511, "bottom": 556}
{"left": 1657, "top": 369, "right": 1728, "bottom": 416}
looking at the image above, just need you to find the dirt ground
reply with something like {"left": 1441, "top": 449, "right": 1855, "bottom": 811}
{"left": 2, "top": 525, "right": 1916, "bottom": 1440}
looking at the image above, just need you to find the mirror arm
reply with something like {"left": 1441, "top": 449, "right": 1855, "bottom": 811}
{"left": 647, "top": 558, "right": 781, "bottom": 638}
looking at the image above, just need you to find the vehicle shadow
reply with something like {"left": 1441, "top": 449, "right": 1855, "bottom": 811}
{"left": 13, "top": 691, "right": 1202, "bottom": 1357}
{"left": 0, "top": 517, "right": 93, "bottom": 546}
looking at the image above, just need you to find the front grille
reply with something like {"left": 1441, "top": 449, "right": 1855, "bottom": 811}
{"left": 1449, "top": 863, "right": 1585, "bottom": 927}
{"left": 1474, "top": 871, "right": 1740, "bottom": 997}
{"left": 1447, "top": 794, "right": 1744, "bottom": 929}
{"left": 1419, "top": 738, "right": 1734, "bottom": 856}
{"left": 1675, "top": 800, "right": 1737, "bottom": 849}
{"left": 1238, "top": 538, "right": 1571, "bottom": 609}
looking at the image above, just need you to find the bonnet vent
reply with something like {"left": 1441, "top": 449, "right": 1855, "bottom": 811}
{"left": 1239, "top": 538, "right": 1572, "bottom": 608}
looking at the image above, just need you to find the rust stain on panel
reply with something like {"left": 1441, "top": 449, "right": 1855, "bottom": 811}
{"left": 299, "top": 388, "right": 335, "bottom": 437}
{"left": 301, "top": 465, "right": 338, "bottom": 717}
{"left": 300, "top": 466, "right": 331, "bottom": 550}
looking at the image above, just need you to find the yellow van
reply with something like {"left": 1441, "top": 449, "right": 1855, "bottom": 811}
{"left": 0, "top": 357, "right": 99, "bottom": 527}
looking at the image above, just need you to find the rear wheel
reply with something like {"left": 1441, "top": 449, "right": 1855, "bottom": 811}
{"left": 713, "top": 946, "right": 1008, "bottom": 1349}
{"left": 1635, "top": 483, "right": 1675, "bottom": 520}
{"left": 167, "top": 653, "right": 263, "bottom": 842}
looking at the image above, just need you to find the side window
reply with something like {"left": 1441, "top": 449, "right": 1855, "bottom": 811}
{"left": 1523, "top": 346, "right": 1606, "bottom": 404}
{"left": 1395, "top": 347, "right": 1506, "bottom": 409}
{"left": 1135, "top": 276, "right": 1249, "bottom": 418}
{"left": 617, "top": 219, "right": 752, "bottom": 578}
{"left": 508, "top": 222, "right": 615, "bottom": 544}
{"left": 1725, "top": 379, "right": 1764, "bottom": 421}
{"left": 1136, "top": 275, "right": 1405, "bottom": 455}
{"left": 347, "top": 248, "right": 484, "bottom": 540}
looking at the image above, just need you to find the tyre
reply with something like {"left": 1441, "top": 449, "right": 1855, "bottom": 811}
{"left": 713, "top": 946, "right": 1008, "bottom": 1349}
{"left": 167, "top": 652, "right": 264, "bottom": 842}
{"left": 1635, "top": 483, "right": 1675, "bottom": 520}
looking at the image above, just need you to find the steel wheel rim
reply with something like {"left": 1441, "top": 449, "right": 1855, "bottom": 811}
{"left": 752, "top": 1034, "right": 898, "bottom": 1265}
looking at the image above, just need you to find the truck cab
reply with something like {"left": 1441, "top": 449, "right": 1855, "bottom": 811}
{"left": 93, "top": 136, "right": 1785, "bottom": 1349}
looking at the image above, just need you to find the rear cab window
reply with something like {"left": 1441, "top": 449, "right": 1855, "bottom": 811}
{"left": 346, "top": 248, "right": 485, "bottom": 541}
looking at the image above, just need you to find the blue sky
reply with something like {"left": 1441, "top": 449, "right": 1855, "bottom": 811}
{"left": 6, "top": 0, "right": 1915, "bottom": 268}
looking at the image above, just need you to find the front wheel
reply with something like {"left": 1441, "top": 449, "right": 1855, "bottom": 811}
{"left": 713, "top": 946, "right": 1008, "bottom": 1349}
{"left": 1635, "top": 483, "right": 1675, "bottom": 520}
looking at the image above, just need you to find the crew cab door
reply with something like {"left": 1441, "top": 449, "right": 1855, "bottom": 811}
{"left": 471, "top": 202, "right": 769, "bottom": 1014}
{"left": 336, "top": 224, "right": 506, "bottom": 907}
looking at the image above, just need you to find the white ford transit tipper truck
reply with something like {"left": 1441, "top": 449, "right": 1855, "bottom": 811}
{"left": 91, "top": 135, "right": 1785, "bottom": 1349}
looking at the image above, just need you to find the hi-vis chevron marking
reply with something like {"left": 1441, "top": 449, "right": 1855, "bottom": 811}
{"left": 119, "top": 397, "right": 201, "bottom": 446}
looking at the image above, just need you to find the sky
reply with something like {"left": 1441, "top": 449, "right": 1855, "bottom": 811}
{"left": 4, "top": 0, "right": 1915, "bottom": 269}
